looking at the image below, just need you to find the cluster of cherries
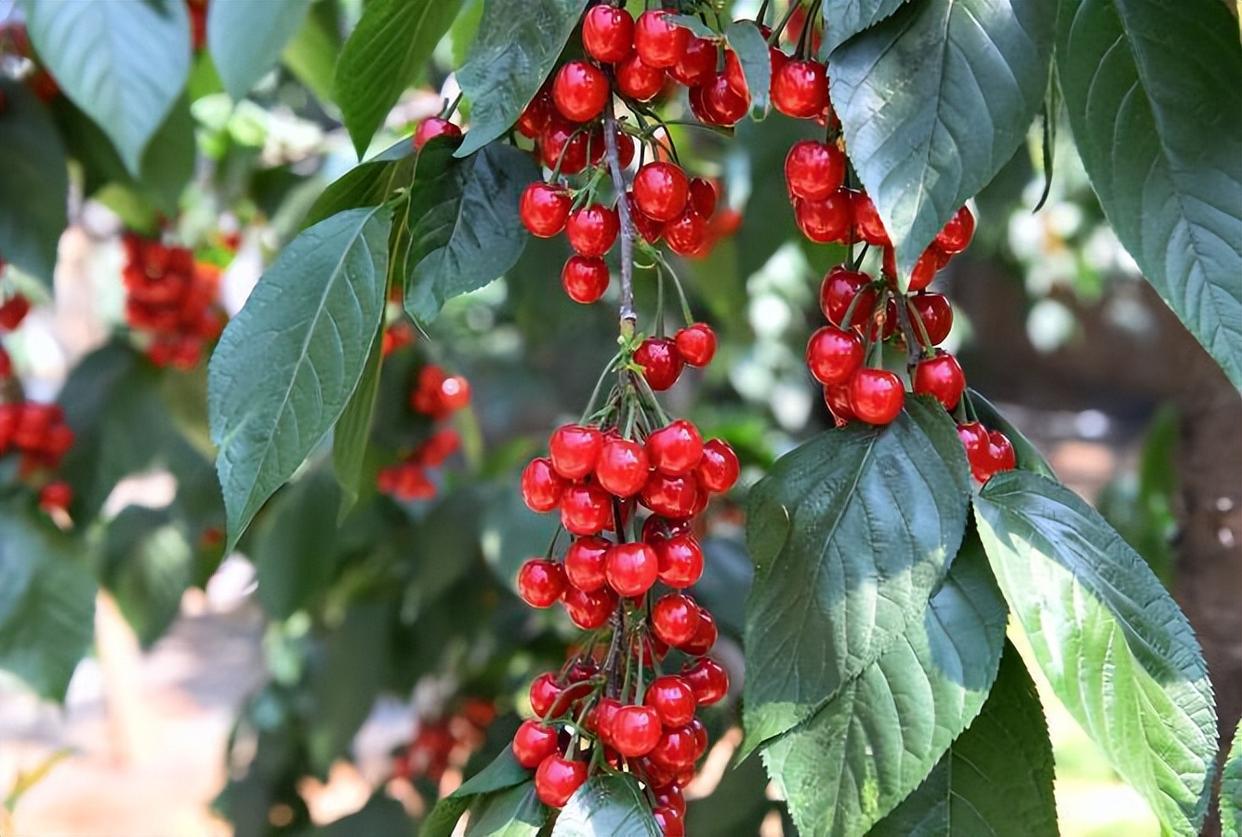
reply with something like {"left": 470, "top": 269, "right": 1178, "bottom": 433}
{"left": 121, "top": 234, "right": 227, "bottom": 371}
{"left": 0, "top": 291, "right": 31, "bottom": 382}
{"left": 375, "top": 364, "right": 470, "bottom": 501}
{"left": 391, "top": 697, "right": 496, "bottom": 786}
{"left": 0, "top": 400, "right": 75, "bottom": 515}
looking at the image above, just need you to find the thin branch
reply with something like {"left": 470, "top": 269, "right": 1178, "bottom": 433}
{"left": 603, "top": 98, "right": 637, "bottom": 336}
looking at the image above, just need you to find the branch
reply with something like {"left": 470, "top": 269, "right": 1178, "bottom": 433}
{"left": 602, "top": 98, "right": 637, "bottom": 336}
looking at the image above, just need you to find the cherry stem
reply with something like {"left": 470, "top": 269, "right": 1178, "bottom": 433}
{"left": 653, "top": 250, "right": 695, "bottom": 326}
{"left": 603, "top": 98, "right": 637, "bottom": 336}
{"left": 905, "top": 296, "right": 935, "bottom": 353}
{"left": 581, "top": 350, "right": 624, "bottom": 423}
{"left": 767, "top": 0, "right": 801, "bottom": 46}
{"left": 441, "top": 92, "right": 463, "bottom": 120}
{"left": 894, "top": 293, "right": 922, "bottom": 369}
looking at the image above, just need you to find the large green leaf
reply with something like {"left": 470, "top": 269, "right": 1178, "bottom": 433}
{"left": 686, "top": 756, "right": 773, "bottom": 835}
{"left": 761, "top": 541, "right": 1007, "bottom": 837}
{"left": 1056, "top": 0, "right": 1242, "bottom": 388}
{"left": 974, "top": 470, "right": 1217, "bottom": 835}
{"left": 1223, "top": 719, "right": 1242, "bottom": 835}
{"left": 208, "top": 207, "right": 391, "bottom": 548}
{"left": 316, "top": 793, "right": 414, "bottom": 836}
{"left": 0, "top": 509, "right": 96, "bottom": 701}
{"left": 867, "top": 643, "right": 1057, "bottom": 836}
{"left": 551, "top": 774, "right": 662, "bottom": 837}
{"left": 101, "top": 506, "right": 194, "bottom": 648}
{"left": 304, "top": 139, "right": 414, "bottom": 228}
{"left": 21, "top": 0, "right": 191, "bottom": 173}
{"left": 829, "top": 0, "right": 1054, "bottom": 284}
{"left": 465, "top": 782, "right": 545, "bottom": 836}
{"left": 421, "top": 749, "right": 533, "bottom": 837}
{"left": 820, "top": 0, "right": 911, "bottom": 54}
{"left": 404, "top": 142, "right": 538, "bottom": 322}
{"left": 335, "top": 0, "right": 464, "bottom": 156}
{"left": 252, "top": 469, "right": 341, "bottom": 620}
{"left": 208, "top": 0, "right": 312, "bottom": 101}
{"left": 332, "top": 327, "right": 383, "bottom": 517}
{"left": 282, "top": 2, "right": 341, "bottom": 104}
{"left": 742, "top": 397, "right": 971, "bottom": 753}
{"left": 453, "top": 0, "right": 590, "bottom": 158}
{"left": 0, "top": 80, "right": 67, "bottom": 286}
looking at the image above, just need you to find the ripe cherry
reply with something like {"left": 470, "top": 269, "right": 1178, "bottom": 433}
{"left": 651, "top": 593, "right": 702, "bottom": 647}
{"left": 634, "top": 10, "right": 689, "bottom": 68}
{"left": 795, "top": 191, "right": 852, "bottom": 243}
{"left": 653, "top": 784, "right": 686, "bottom": 817}
{"left": 852, "top": 192, "right": 889, "bottom": 246}
{"left": 663, "top": 209, "right": 708, "bottom": 256}
{"left": 674, "top": 323, "right": 716, "bottom": 368}
{"left": 645, "top": 675, "right": 697, "bottom": 727}
{"left": 560, "top": 483, "right": 614, "bottom": 535}
{"left": 605, "top": 542, "right": 660, "bottom": 597}
{"left": 535, "top": 755, "right": 587, "bottom": 808}
{"left": 909, "top": 293, "right": 953, "bottom": 345}
{"left": 669, "top": 36, "right": 716, "bottom": 87}
{"left": 529, "top": 672, "right": 563, "bottom": 716}
{"left": 520, "top": 182, "right": 571, "bottom": 237}
{"left": 564, "top": 536, "right": 611, "bottom": 592}
{"left": 562, "top": 255, "right": 610, "bottom": 304}
{"left": 566, "top": 204, "right": 619, "bottom": 257}
{"left": 591, "top": 697, "right": 622, "bottom": 747}
{"left": 654, "top": 805, "right": 686, "bottom": 837}
{"left": 517, "top": 89, "right": 553, "bottom": 138}
{"left": 521, "top": 457, "right": 566, "bottom": 512}
{"left": 517, "top": 559, "right": 566, "bottom": 608}
{"left": 563, "top": 585, "right": 617, "bottom": 629}
{"left": 771, "top": 59, "right": 827, "bottom": 118}
{"left": 848, "top": 368, "right": 905, "bottom": 425}
{"left": 634, "top": 162, "right": 690, "bottom": 222}
{"left": 540, "top": 116, "right": 589, "bottom": 173}
{"left": 957, "top": 422, "right": 993, "bottom": 482}
{"left": 680, "top": 609, "right": 717, "bottom": 656}
{"left": 635, "top": 337, "right": 684, "bottom": 391}
{"left": 649, "top": 725, "right": 699, "bottom": 771}
{"left": 654, "top": 534, "right": 704, "bottom": 588}
{"left": 582, "top": 5, "right": 634, "bottom": 63}
{"left": 913, "top": 351, "right": 966, "bottom": 410}
{"left": 806, "top": 326, "right": 864, "bottom": 386}
{"left": 646, "top": 420, "right": 704, "bottom": 476}
{"left": 553, "top": 60, "right": 609, "bottom": 122}
{"left": 549, "top": 423, "right": 604, "bottom": 480}
{"left": 935, "top": 205, "right": 975, "bottom": 254}
{"left": 640, "top": 473, "right": 700, "bottom": 519}
{"left": 989, "top": 431, "right": 1016, "bottom": 472}
{"left": 696, "top": 438, "right": 739, "bottom": 493}
{"left": 688, "top": 178, "right": 717, "bottom": 218}
{"left": 884, "top": 244, "right": 945, "bottom": 292}
{"left": 512, "top": 720, "right": 560, "bottom": 768}
{"left": 823, "top": 382, "right": 855, "bottom": 426}
{"left": 412, "top": 117, "right": 462, "bottom": 150}
{"left": 612, "top": 704, "right": 663, "bottom": 757}
{"left": 627, "top": 194, "right": 665, "bottom": 243}
{"left": 784, "top": 140, "right": 845, "bottom": 201}
{"left": 39, "top": 481, "right": 72, "bottom": 513}
{"left": 595, "top": 436, "right": 649, "bottom": 497}
{"left": 0, "top": 295, "right": 28, "bottom": 331}
{"left": 616, "top": 52, "right": 665, "bottom": 101}
{"left": 682, "top": 657, "right": 729, "bottom": 705}
{"left": 697, "top": 73, "right": 748, "bottom": 125}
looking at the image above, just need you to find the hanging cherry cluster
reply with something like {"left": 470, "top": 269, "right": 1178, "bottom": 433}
{"left": 0, "top": 400, "right": 75, "bottom": 516}
{"left": 375, "top": 363, "right": 470, "bottom": 502}
{"left": 0, "top": 290, "right": 31, "bottom": 382}
{"left": 392, "top": 697, "right": 497, "bottom": 786}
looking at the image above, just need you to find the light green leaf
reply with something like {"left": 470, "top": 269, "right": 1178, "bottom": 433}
{"left": 1223, "top": 719, "right": 1242, "bottom": 835}
{"left": 0, "top": 80, "right": 67, "bottom": 286}
{"left": 208, "top": 207, "right": 391, "bottom": 548}
{"left": 1056, "top": 0, "right": 1242, "bottom": 388}
{"left": 282, "top": 2, "right": 341, "bottom": 104}
{"left": 742, "top": 397, "right": 971, "bottom": 754}
{"left": 304, "top": 138, "right": 414, "bottom": 228}
{"left": 253, "top": 469, "right": 341, "bottom": 620}
{"left": 551, "top": 773, "right": 662, "bottom": 837}
{"left": 208, "top": 0, "right": 312, "bottom": 101}
{"left": 726, "top": 20, "right": 771, "bottom": 118}
{"left": 101, "top": 506, "right": 194, "bottom": 648}
{"left": 974, "top": 470, "right": 1217, "bottom": 835}
{"left": 465, "top": 782, "right": 545, "bottom": 836}
{"left": 821, "top": 0, "right": 911, "bottom": 54}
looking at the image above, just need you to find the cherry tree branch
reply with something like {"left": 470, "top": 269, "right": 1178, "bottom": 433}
{"left": 602, "top": 98, "right": 636, "bottom": 336}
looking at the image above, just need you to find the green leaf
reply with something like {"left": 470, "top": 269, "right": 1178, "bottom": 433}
{"left": 332, "top": 327, "right": 383, "bottom": 517}
{"left": 967, "top": 389, "right": 1055, "bottom": 478}
{"left": 820, "top": 0, "right": 911, "bottom": 54}
{"left": 973, "top": 470, "right": 1217, "bottom": 835}
{"left": 1223, "top": 719, "right": 1242, "bottom": 835}
{"left": 551, "top": 773, "right": 662, "bottom": 837}
{"left": 686, "top": 756, "right": 773, "bottom": 835}
{"left": 309, "top": 601, "right": 392, "bottom": 769}
{"left": 208, "top": 0, "right": 312, "bottom": 101}
{"left": 693, "top": 536, "right": 752, "bottom": 641}
{"left": 1056, "top": 0, "right": 1242, "bottom": 389}
{"left": 454, "top": 0, "right": 590, "bottom": 158}
{"left": 420, "top": 797, "right": 471, "bottom": 837}
{"left": 208, "top": 207, "right": 392, "bottom": 548}
{"left": 316, "top": 793, "right": 413, "bottom": 836}
{"left": 0, "top": 509, "right": 96, "bottom": 701}
{"left": 21, "top": 0, "right": 191, "bottom": 173}
{"left": 761, "top": 540, "right": 1007, "bottom": 837}
{"left": 742, "top": 397, "right": 971, "bottom": 754}
{"left": 867, "top": 643, "right": 1058, "bottom": 837}
{"left": 726, "top": 20, "right": 771, "bottom": 118}
{"left": 0, "top": 80, "right": 67, "bottom": 286}
{"left": 667, "top": 14, "right": 719, "bottom": 39}
{"left": 465, "top": 782, "right": 545, "bottom": 836}
{"left": 335, "top": 0, "right": 464, "bottom": 157}
{"left": 829, "top": 0, "right": 1054, "bottom": 285}
{"left": 101, "top": 506, "right": 194, "bottom": 648}
{"left": 304, "top": 139, "right": 415, "bottom": 228}
{"left": 404, "top": 142, "right": 538, "bottom": 322}
{"left": 253, "top": 469, "right": 341, "bottom": 620}
{"left": 282, "top": 3, "right": 341, "bottom": 104}
{"left": 451, "top": 749, "right": 532, "bottom": 799}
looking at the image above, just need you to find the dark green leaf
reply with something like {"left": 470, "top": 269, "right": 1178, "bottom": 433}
{"left": 1056, "top": 0, "right": 1242, "bottom": 388}
{"left": 304, "top": 139, "right": 414, "bottom": 228}
{"left": 282, "top": 3, "right": 341, "bottom": 104}
{"left": 21, "top": 0, "right": 191, "bottom": 173}
{"left": 726, "top": 21, "right": 771, "bottom": 118}
{"left": 967, "top": 389, "right": 1055, "bottom": 478}
{"left": 208, "top": 0, "right": 311, "bottom": 100}
{"left": 466, "top": 782, "right": 545, "bottom": 836}
{"left": 101, "top": 506, "right": 194, "bottom": 648}
{"left": 316, "top": 792, "right": 414, "bottom": 836}
{"left": 974, "top": 470, "right": 1217, "bottom": 835}
{"left": 0, "top": 80, "right": 67, "bottom": 285}
{"left": 868, "top": 643, "right": 1057, "bottom": 837}
{"left": 742, "top": 397, "right": 971, "bottom": 753}
{"left": 453, "top": 749, "right": 532, "bottom": 799}
{"left": 253, "top": 469, "right": 341, "bottom": 620}
{"left": 209, "top": 207, "right": 391, "bottom": 548}
{"left": 333, "top": 327, "right": 384, "bottom": 517}
{"left": 686, "top": 755, "right": 773, "bottom": 835}
{"left": 692, "top": 536, "right": 752, "bottom": 640}
{"left": 454, "top": 0, "right": 590, "bottom": 158}
{"left": 1223, "top": 720, "right": 1242, "bottom": 835}
{"left": 335, "top": 0, "right": 464, "bottom": 156}
{"left": 829, "top": 0, "right": 1054, "bottom": 285}
{"left": 551, "top": 773, "right": 662, "bottom": 837}
{"left": 404, "top": 142, "right": 538, "bottom": 322}
{"left": 309, "top": 602, "right": 392, "bottom": 769}
{"left": 481, "top": 481, "right": 556, "bottom": 594}
{"left": 761, "top": 541, "right": 1007, "bottom": 837}
{"left": 820, "top": 0, "right": 910, "bottom": 54}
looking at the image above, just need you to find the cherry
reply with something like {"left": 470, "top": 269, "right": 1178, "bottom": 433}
{"left": 795, "top": 191, "right": 852, "bottom": 243}
{"left": 884, "top": 244, "right": 944, "bottom": 292}
{"left": 529, "top": 672, "right": 563, "bottom": 716}
{"left": 535, "top": 755, "right": 587, "bottom": 808}
{"left": 688, "top": 178, "right": 717, "bottom": 218}
{"left": 605, "top": 542, "right": 659, "bottom": 597}
{"left": 582, "top": 5, "right": 634, "bottom": 63}
{"left": 645, "top": 675, "right": 697, "bottom": 727}
{"left": 0, "top": 295, "right": 31, "bottom": 331}
{"left": 652, "top": 784, "right": 686, "bottom": 817}
{"left": 640, "top": 472, "right": 700, "bottom": 518}
{"left": 520, "top": 182, "right": 571, "bottom": 238}
{"left": 654, "top": 533, "right": 704, "bottom": 588}
{"left": 908, "top": 292, "right": 953, "bottom": 345}
{"left": 772, "top": 59, "right": 827, "bottom": 118}
{"left": 438, "top": 375, "right": 470, "bottom": 410}
{"left": 823, "top": 382, "right": 856, "bottom": 426}
{"left": 696, "top": 438, "right": 739, "bottom": 494}
{"left": 649, "top": 725, "right": 698, "bottom": 771}
{"left": 590, "top": 697, "right": 622, "bottom": 746}
{"left": 0, "top": 347, "right": 11, "bottom": 380}
{"left": 565, "top": 535, "right": 611, "bottom": 592}
{"left": 913, "top": 351, "right": 965, "bottom": 410}
{"left": 517, "top": 89, "right": 553, "bottom": 138}
{"left": 849, "top": 368, "right": 905, "bottom": 425}
{"left": 634, "top": 162, "right": 690, "bottom": 222}
{"left": 634, "top": 10, "right": 688, "bottom": 68}
{"left": 563, "top": 585, "right": 617, "bottom": 629}
{"left": 687, "top": 717, "right": 709, "bottom": 757}
{"left": 957, "top": 422, "right": 993, "bottom": 482}
{"left": 627, "top": 194, "right": 665, "bottom": 243}
{"left": 674, "top": 323, "right": 716, "bottom": 368}
{"left": 540, "top": 116, "right": 589, "bottom": 173}
{"left": 784, "top": 140, "right": 845, "bottom": 201}
{"left": 682, "top": 657, "right": 729, "bottom": 705}
{"left": 560, "top": 483, "right": 614, "bottom": 535}
{"left": 521, "top": 457, "right": 566, "bottom": 512}
{"left": 852, "top": 192, "right": 889, "bottom": 246}
{"left": 595, "top": 436, "right": 649, "bottom": 497}
{"left": 646, "top": 420, "right": 704, "bottom": 476}
{"left": 680, "top": 609, "right": 717, "bottom": 656}
{"left": 566, "top": 204, "right": 619, "bottom": 257}
{"left": 989, "top": 431, "right": 1016, "bottom": 472}
{"left": 412, "top": 117, "right": 462, "bottom": 150}
{"left": 616, "top": 52, "right": 665, "bottom": 101}
{"left": 553, "top": 60, "right": 609, "bottom": 122}
{"left": 670, "top": 36, "right": 716, "bottom": 87}
{"left": 806, "top": 326, "right": 864, "bottom": 386}
{"left": 517, "top": 559, "right": 566, "bottom": 608}
{"left": 697, "top": 73, "right": 748, "bottom": 125}
{"left": 513, "top": 720, "right": 560, "bottom": 768}
{"left": 651, "top": 593, "right": 702, "bottom": 647}
{"left": 663, "top": 209, "right": 708, "bottom": 256}
{"left": 935, "top": 206, "right": 975, "bottom": 254}
{"left": 615, "top": 130, "right": 636, "bottom": 167}
{"left": 635, "top": 337, "right": 684, "bottom": 391}
{"left": 38, "top": 481, "right": 72, "bottom": 513}
{"left": 549, "top": 423, "right": 604, "bottom": 480}
{"left": 562, "top": 255, "right": 610, "bottom": 304}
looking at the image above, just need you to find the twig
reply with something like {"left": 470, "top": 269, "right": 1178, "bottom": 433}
{"left": 603, "top": 98, "right": 637, "bottom": 336}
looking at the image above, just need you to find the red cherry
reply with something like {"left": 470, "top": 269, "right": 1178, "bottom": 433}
{"left": 669, "top": 36, "right": 716, "bottom": 86}
{"left": 549, "top": 423, "right": 604, "bottom": 480}
{"left": 529, "top": 672, "right": 563, "bottom": 717}
{"left": 642, "top": 515, "right": 692, "bottom": 543}
{"left": 687, "top": 717, "right": 709, "bottom": 757}
{"left": 784, "top": 140, "right": 845, "bottom": 201}
{"left": 823, "top": 383, "right": 856, "bottom": 426}
{"left": 38, "top": 481, "right": 72, "bottom": 513}
{"left": 696, "top": 438, "right": 739, "bottom": 493}
{"left": 562, "top": 256, "right": 610, "bottom": 304}
{"left": 674, "top": 323, "right": 716, "bottom": 368}
{"left": 653, "top": 784, "right": 686, "bottom": 817}
{"left": 634, "top": 162, "right": 690, "bottom": 223}
{"left": 560, "top": 483, "right": 614, "bottom": 535}
{"left": 645, "top": 675, "right": 697, "bottom": 727}
{"left": 582, "top": 5, "right": 634, "bottom": 63}
{"left": 820, "top": 266, "right": 875, "bottom": 327}
{"left": 913, "top": 351, "right": 965, "bottom": 410}
{"left": 591, "top": 697, "right": 622, "bottom": 746}
{"left": 563, "top": 585, "right": 617, "bottom": 629}
{"left": 646, "top": 420, "right": 704, "bottom": 476}
{"left": 0, "top": 295, "right": 31, "bottom": 332}
{"left": 680, "top": 609, "right": 717, "bottom": 656}
{"left": 649, "top": 725, "right": 699, "bottom": 771}
{"left": 698, "top": 73, "right": 748, "bottom": 125}
{"left": 521, "top": 457, "right": 566, "bottom": 512}
{"left": 682, "top": 657, "right": 729, "bottom": 705}
{"left": 513, "top": 720, "right": 560, "bottom": 768}
{"left": 540, "top": 116, "right": 589, "bottom": 173}
{"left": 564, "top": 536, "right": 611, "bottom": 592}
{"left": 634, "top": 10, "right": 689, "bottom": 68}
{"left": 806, "top": 326, "right": 864, "bottom": 386}
{"left": 663, "top": 209, "right": 708, "bottom": 256}
{"left": 517, "top": 559, "right": 566, "bottom": 608}
{"left": 605, "top": 542, "right": 659, "bottom": 597}
{"left": 848, "top": 368, "right": 905, "bottom": 425}
{"left": 566, "top": 204, "right": 620, "bottom": 257}
{"left": 626, "top": 193, "right": 665, "bottom": 243}
{"left": 595, "top": 437, "right": 649, "bottom": 497}
{"left": 771, "top": 59, "right": 827, "bottom": 118}
{"left": 957, "top": 422, "right": 993, "bottom": 482}
{"left": 651, "top": 593, "right": 702, "bottom": 647}
{"left": 988, "top": 431, "right": 1016, "bottom": 472}
{"left": 653, "top": 806, "right": 686, "bottom": 837}
{"left": 611, "top": 704, "right": 663, "bottom": 757}
{"left": 635, "top": 337, "right": 684, "bottom": 391}
{"left": 795, "top": 191, "right": 852, "bottom": 243}
{"left": 688, "top": 178, "right": 717, "bottom": 218}
{"left": 520, "top": 182, "right": 571, "bottom": 237}
{"left": 517, "top": 89, "right": 553, "bottom": 138}
{"left": 412, "top": 117, "right": 462, "bottom": 149}
{"left": 883, "top": 244, "right": 944, "bottom": 292}
{"left": 654, "top": 534, "right": 704, "bottom": 588}
{"left": 535, "top": 755, "right": 587, "bottom": 808}
{"left": 935, "top": 206, "right": 975, "bottom": 255}
{"left": 852, "top": 192, "right": 889, "bottom": 246}
{"left": 640, "top": 473, "right": 700, "bottom": 518}
{"left": 553, "top": 60, "right": 610, "bottom": 122}
{"left": 616, "top": 52, "right": 665, "bottom": 101}
{"left": 909, "top": 293, "right": 953, "bottom": 346}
